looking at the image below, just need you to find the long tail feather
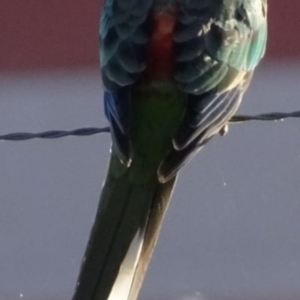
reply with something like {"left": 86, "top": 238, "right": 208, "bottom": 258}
{"left": 72, "top": 153, "right": 176, "bottom": 300}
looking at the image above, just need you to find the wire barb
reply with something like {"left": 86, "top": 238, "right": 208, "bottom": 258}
{"left": 0, "top": 110, "right": 299, "bottom": 141}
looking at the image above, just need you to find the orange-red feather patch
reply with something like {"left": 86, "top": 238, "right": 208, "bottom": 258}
{"left": 144, "top": 11, "right": 177, "bottom": 80}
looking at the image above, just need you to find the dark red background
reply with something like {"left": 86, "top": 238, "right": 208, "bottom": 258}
{"left": 1, "top": 0, "right": 299, "bottom": 70}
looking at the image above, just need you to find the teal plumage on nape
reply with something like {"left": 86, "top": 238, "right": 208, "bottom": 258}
{"left": 72, "top": 1, "right": 267, "bottom": 300}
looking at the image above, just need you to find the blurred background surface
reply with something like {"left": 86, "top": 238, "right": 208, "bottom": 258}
{"left": 1, "top": 1, "right": 300, "bottom": 300}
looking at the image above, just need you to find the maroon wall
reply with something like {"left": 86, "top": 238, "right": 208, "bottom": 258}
{"left": 1, "top": 1, "right": 299, "bottom": 71}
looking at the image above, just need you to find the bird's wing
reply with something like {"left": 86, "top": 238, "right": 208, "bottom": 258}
{"left": 158, "top": 0, "right": 267, "bottom": 182}
{"left": 100, "top": 0, "right": 153, "bottom": 164}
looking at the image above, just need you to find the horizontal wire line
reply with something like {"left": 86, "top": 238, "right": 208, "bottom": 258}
{"left": 0, "top": 127, "right": 110, "bottom": 141}
{"left": 230, "top": 110, "right": 300, "bottom": 123}
{"left": 0, "top": 110, "right": 299, "bottom": 141}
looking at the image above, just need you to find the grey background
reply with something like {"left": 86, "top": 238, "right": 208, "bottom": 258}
{"left": 0, "top": 62, "right": 299, "bottom": 299}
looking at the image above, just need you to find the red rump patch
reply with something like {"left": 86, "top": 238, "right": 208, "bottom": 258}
{"left": 144, "top": 11, "right": 177, "bottom": 80}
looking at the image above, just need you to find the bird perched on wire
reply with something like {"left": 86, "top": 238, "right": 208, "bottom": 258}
{"left": 73, "top": 1, "right": 267, "bottom": 299}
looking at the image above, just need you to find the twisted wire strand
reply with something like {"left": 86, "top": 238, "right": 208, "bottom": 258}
{"left": 0, "top": 110, "right": 299, "bottom": 141}
{"left": 230, "top": 110, "right": 300, "bottom": 123}
{"left": 0, "top": 127, "right": 110, "bottom": 141}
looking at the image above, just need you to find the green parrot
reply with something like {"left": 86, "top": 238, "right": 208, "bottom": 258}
{"left": 72, "top": 0, "right": 267, "bottom": 299}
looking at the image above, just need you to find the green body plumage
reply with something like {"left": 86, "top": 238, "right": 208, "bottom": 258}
{"left": 130, "top": 81, "right": 186, "bottom": 182}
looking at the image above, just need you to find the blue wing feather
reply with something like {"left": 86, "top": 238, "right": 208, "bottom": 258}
{"left": 100, "top": 0, "right": 153, "bottom": 163}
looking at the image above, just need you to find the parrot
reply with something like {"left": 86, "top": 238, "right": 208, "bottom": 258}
{"left": 72, "top": 0, "right": 267, "bottom": 299}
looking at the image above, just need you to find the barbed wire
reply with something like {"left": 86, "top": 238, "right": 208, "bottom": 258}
{"left": 0, "top": 110, "right": 299, "bottom": 141}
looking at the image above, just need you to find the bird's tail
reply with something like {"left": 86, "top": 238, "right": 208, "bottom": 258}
{"left": 72, "top": 153, "right": 176, "bottom": 300}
